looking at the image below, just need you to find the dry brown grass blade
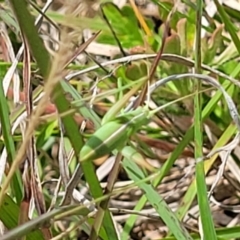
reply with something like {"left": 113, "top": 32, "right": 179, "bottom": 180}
{"left": 22, "top": 34, "right": 51, "bottom": 238}
{"left": 129, "top": 0, "right": 152, "bottom": 36}
{"left": 19, "top": 199, "right": 30, "bottom": 237}
{"left": 62, "top": 30, "right": 101, "bottom": 70}
{"left": 0, "top": 9, "right": 102, "bottom": 206}
{"left": 0, "top": 23, "right": 21, "bottom": 188}
{"left": 135, "top": 134, "right": 194, "bottom": 159}
{"left": 1, "top": 0, "right": 52, "bottom": 97}
{"left": 58, "top": 119, "right": 70, "bottom": 186}
{"left": 0, "top": 22, "right": 21, "bottom": 104}
{"left": 91, "top": 152, "right": 123, "bottom": 239}
{"left": 0, "top": 25, "right": 11, "bottom": 62}
{"left": 16, "top": 34, "right": 37, "bottom": 240}
{"left": 19, "top": 34, "right": 32, "bottom": 236}
{"left": 66, "top": 53, "right": 240, "bottom": 87}
{"left": 131, "top": 4, "right": 175, "bottom": 109}
{"left": 55, "top": 32, "right": 102, "bottom": 207}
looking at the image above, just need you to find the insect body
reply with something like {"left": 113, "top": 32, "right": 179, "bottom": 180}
{"left": 80, "top": 108, "right": 149, "bottom": 162}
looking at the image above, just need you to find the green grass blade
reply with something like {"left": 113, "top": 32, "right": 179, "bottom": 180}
{"left": 163, "top": 226, "right": 240, "bottom": 239}
{"left": 60, "top": 81, "right": 119, "bottom": 240}
{"left": 193, "top": 0, "right": 217, "bottom": 238}
{"left": 0, "top": 80, "right": 23, "bottom": 203}
{"left": 7, "top": 1, "right": 118, "bottom": 239}
{"left": 123, "top": 158, "right": 193, "bottom": 240}
{"left": 176, "top": 123, "right": 236, "bottom": 220}
{"left": 59, "top": 80, "right": 101, "bottom": 127}
{"left": 0, "top": 193, "right": 43, "bottom": 240}
{"left": 175, "top": 60, "right": 240, "bottom": 221}
{"left": 213, "top": 0, "right": 240, "bottom": 55}
{"left": 9, "top": 0, "right": 50, "bottom": 76}
{"left": 8, "top": 0, "right": 85, "bottom": 153}
{"left": 80, "top": 162, "right": 119, "bottom": 240}
{"left": 0, "top": 205, "right": 79, "bottom": 240}
{"left": 122, "top": 69, "right": 239, "bottom": 238}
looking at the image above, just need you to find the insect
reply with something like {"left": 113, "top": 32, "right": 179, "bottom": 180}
{"left": 79, "top": 107, "right": 150, "bottom": 162}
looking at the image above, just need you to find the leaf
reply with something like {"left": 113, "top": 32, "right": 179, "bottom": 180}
{"left": 98, "top": 3, "right": 143, "bottom": 48}
{"left": 123, "top": 158, "right": 193, "bottom": 240}
{"left": 0, "top": 79, "right": 23, "bottom": 203}
{"left": 203, "top": 25, "right": 224, "bottom": 64}
{"left": 0, "top": 193, "right": 43, "bottom": 240}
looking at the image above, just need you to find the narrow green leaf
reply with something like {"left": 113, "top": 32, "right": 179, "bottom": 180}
{"left": 162, "top": 226, "right": 240, "bottom": 239}
{"left": 59, "top": 81, "right": 119, "bottom": 239}
{"left": 176, "top": 123, "right": 236, "bottom": 220}
{"left": 0, "top": 80, "right": 23, "bottom": 203}
{"left": 194, "top": 0, "right": 217, "bottom": 238}
{"left": 0, "top": 205, "right": 81, "bottom": 240}
{"left": 122, "top": 69, "right": 239, "bottom": 238}
{"left": 9, "top": 0, "right": 50, "bottom": 76}
{"left": 6, "top": 2, "right": 120, "bottom": 239}
{"left": 123, "top": 159, "right": 193, "bottom": 240}
{"left": 213, "top": 0, "right": 240, "bottom": 55}
{"left": 0, "top": 193, "right": 43, "bottom": 240}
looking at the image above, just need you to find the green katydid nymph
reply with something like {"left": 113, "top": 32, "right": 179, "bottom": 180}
{"left": 79, "top": 106, "right": 163, "bottom": 162}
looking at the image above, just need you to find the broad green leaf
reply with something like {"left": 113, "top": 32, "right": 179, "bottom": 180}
{"left": 0, "top": 194, "right": 43, "bottom": 240}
